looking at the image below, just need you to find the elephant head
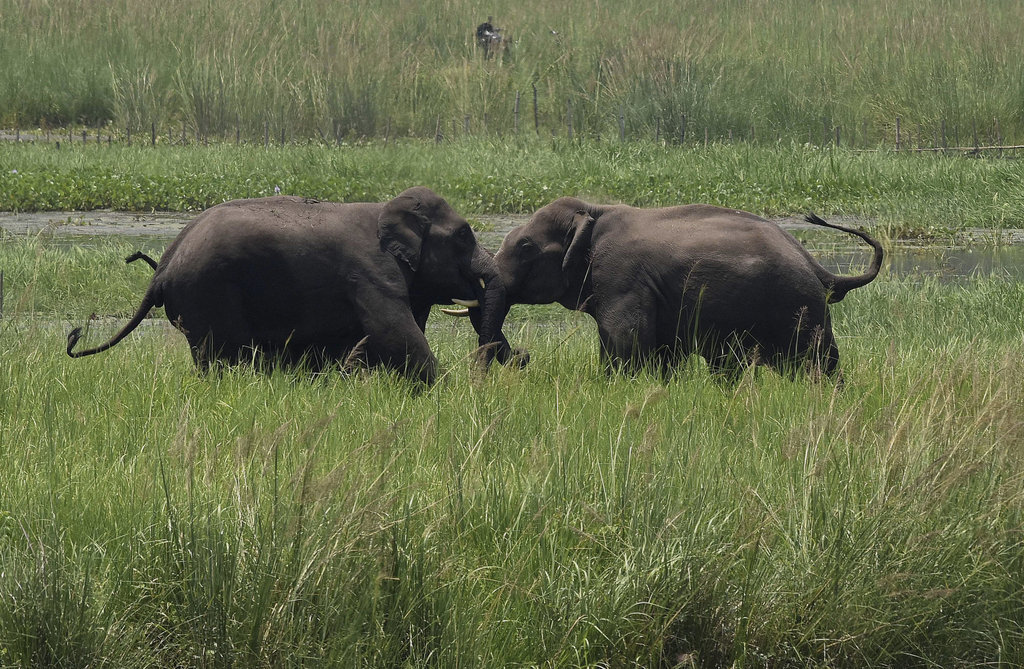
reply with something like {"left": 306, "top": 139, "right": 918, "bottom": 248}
{"left": 495, "top": 197, "right": 597, "bottom": 311}
{"left": 378, "top": 186, "right": 520, "bottom": 366}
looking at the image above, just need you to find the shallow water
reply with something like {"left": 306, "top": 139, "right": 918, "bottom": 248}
{"left": 3, "top": 210, "right": 1024, "bottom": 281}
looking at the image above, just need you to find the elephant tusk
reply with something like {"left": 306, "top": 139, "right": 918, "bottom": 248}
{"left": 441, "top": 307, "right": 471, "bottom": 317}
{"left": 479, "top": 277, "right": 486, "bottom": 289}
{"left": 451, "top": 298, "right": 480, "bottom": 307}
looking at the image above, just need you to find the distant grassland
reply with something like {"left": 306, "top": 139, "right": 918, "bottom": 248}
{"left": 2, "top": 0, "right": 1024, "bottom": 143}
{"left": 4, "top": 140, "right": 1024, "bottom": 235}
{"left": 1, "top": 236, "right": 1024, "bottom": 666}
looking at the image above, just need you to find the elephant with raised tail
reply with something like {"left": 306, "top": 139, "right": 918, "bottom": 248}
{"left": 484, "top": 198, "right": 883, "bottom": 380}
{"left": 67, "top": 187, "right": 523, "bottom": 384}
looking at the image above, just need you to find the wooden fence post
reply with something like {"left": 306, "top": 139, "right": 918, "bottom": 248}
{"left": 514, "top": 91, "right": 520, "bottom": 135}
{"left": 895, "top": 117, "right": 901, "bottom": 150}
{"left": 151, "top": 121, "right": 156, "bottom": 147}
{"left": 566, "top": 98, "right": 573, "bottom": 140}
{"left": 532, "top": 84, "right": 539, "bottom": 135}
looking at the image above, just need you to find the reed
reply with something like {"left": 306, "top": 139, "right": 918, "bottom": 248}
{"left": 3, "top": 0, "right": 1024, "bottom": 144}
{"left": 1, "top": 235, "right": 1022, "bottom": 665}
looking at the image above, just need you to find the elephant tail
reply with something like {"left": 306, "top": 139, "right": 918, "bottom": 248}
{"left": 805, "top": 213, "right": 884, "bottom": 303}
{"left": 67, "top": 287, "right": 159, "bottom": 359}
{"left": 125, "top": 250, "right": 160, "bottom": 270}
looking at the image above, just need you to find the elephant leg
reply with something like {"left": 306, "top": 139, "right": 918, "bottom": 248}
{"left": 804, "top": 324, "right": 842, "bottom": 383}
{"left": 376, "top": 325, "right": 436, "bottom": 383}
{"left": 652, "top": 346, "right": 677, "bottom": 380}
{"left": 190, "top": 345, "right": 211, "bottom": 373}
{"left": 412, "top": 305, "right": 430, "bottom": 333}
{"left": 771, "top": 315, "right": 842, "bottom": 383}
{"left": 187, "top": 332, "right": 220, "bottom": 373}
{"left": 596, "top": 304, "right": 657, "bottom": 375}
{"left": 704, "top": 335, "right": 757, "bottom": 382}
{"left": 351, "top": 288, "right": 437, "bottom": 384}
{"left": 363, "top": 317, "right": 436, "bottom": 383}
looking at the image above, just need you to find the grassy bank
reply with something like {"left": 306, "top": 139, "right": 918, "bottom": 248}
{"left": 1, "top": 234, "right": 1023, "bottom": 666}
{"left": 3, "top": 0, "right": 1024, "bottom": 145}
{"left": 3, "top": 140, "right": 1024, "bottom": 235}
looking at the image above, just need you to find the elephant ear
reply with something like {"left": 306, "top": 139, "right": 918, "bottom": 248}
{"left": 379, "top": 194, "right": 430, "bottom": 270}
{"left": 561, "top": 210, "right": 596, "bottom": 278}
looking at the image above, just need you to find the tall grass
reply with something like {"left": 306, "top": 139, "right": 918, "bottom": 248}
{"left": 1, "top": 235, "right": 1023, "bottom": 665}
{"left": 4, "top": 140, "right": 1024, "bottom": 232}
{"left": 2, "top": 0, "right": 1024, "bottom": 144}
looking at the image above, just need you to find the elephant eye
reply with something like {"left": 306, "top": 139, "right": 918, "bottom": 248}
{"left": 455, "top": 224, "right": 474, "bottom": 244}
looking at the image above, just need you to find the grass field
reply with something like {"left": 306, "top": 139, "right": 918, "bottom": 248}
{"left": 4, "top": 2, "right": 1024, "bottom": 662}
{"left": 4, "top": 140, "right": 1024, "bottom": 236}
{"left": 1, "top": 230, "right": 1023, "bottom": 666}
{"left": 3, "top": 0, "right": 1024, "bottom": 144}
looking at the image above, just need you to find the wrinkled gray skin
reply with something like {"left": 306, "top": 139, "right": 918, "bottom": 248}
{"left": 495, "top": 197, "right": 884, "bottom": 379}
{"left": 68, "top": 187, "right": 519, "bottom": 384}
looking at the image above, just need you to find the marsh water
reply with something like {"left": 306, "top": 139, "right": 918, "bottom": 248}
{"left": 3, "top": 210, "right": 1024, "bottom": 282}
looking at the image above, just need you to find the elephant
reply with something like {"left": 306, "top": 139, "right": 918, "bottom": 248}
{"left": 67, "top": 187, "right": 522, "bottom": 384}
{"left": 490, "top": 197, "right": 884, "bottom": 380}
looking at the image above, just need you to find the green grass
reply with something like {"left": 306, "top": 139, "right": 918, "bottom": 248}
{"left": 1, "top": 235, "right": 1023, "bottom": 666}
{"left": 3, "top": 0, "right": 1024, "bottom": 146}
{"left": 4, "top": 140, "right": 1024, "bottom": 234}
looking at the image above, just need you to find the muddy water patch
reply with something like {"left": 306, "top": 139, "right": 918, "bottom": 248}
{"left": 0, "top": 210, "right": 192, "bottom": 237}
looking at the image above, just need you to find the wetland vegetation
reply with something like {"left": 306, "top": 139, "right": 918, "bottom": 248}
{"left": 1, "top": 223, "right": 1024, "bottom": 667}
{"left": 4, "top": 0, "right": 1024, "bottom": 145}
{"left": 3, "top": 140, "right": 1024, "bottom": 239}
{"left": 3, "top": 0, "right": 1024, "bottom": 665}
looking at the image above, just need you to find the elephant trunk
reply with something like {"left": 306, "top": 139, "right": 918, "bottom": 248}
{"left": 468, "top": 247, "right": 524, "bottom": 367}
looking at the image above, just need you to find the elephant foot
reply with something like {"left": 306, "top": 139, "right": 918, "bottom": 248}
{"left": 499, "top": 346, "right": 530, "bottom": 368}
{"left": 474, "top": 341, "right": 530, "bottom": 370}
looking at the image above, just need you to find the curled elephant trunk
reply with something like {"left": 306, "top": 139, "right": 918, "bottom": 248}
{"left": 467, "top": 250, "right": 527, "bottom": 368}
